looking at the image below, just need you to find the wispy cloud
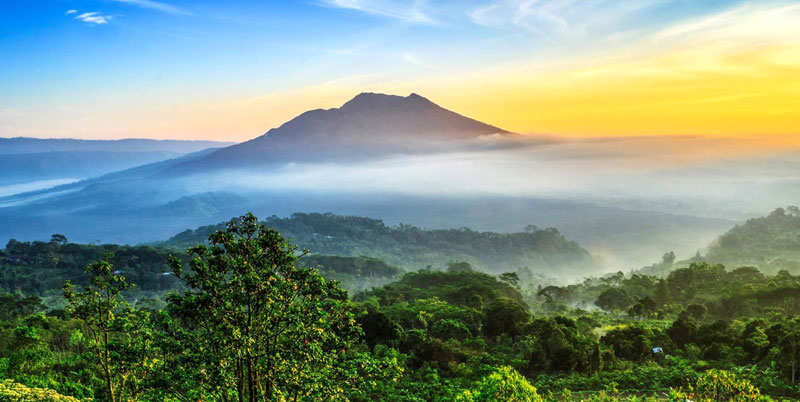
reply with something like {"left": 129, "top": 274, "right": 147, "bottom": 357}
{"left": 65, "top": 9, "right": 78, "bottom": 15}
{"left": 112, "top": 0, "right": 186, "bottom": 15}
{"left": 402, "top": 52, "right": 431, "bottom": 67}
{"left": 320, "top": 0, "right": 436, "bottom": 23}
{"left": 649, "top": 2, "right": 800, "bottom": 44}
{"left": 74, "top": 12, "right": 113, "bottom": 25}
{"left": 469, "top": 0, "right": 673, "bottom": 39}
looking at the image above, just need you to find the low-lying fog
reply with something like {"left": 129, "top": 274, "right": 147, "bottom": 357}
{"left": 198, "top": 135, "right": 800, "bottom": 220}
{"left": 3, "top": 134, "right": 798, "bottom": 273}
{"left": 0, "top": 178, "right": 78, "bottom": 198}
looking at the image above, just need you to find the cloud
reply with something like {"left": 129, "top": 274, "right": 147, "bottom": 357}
{"left": 468, "top": 0, "right": 672, "bottom": 39}
{"left": 65, "top": 9, "right": 78, "bottom": 15}
{"left": 111, "top": 0, "right": 186, "bottom": 15}
{"left": 320, "top": 0, "right": 436, "bottom": 23}
{"left": 74, "top": 12, "right": 113, "bottom": 25}
{"left": 402, "top": 52, "right": 426, "bottom": 66}
{"left": 649, "top": 2, "right": 800, "bottom": 45}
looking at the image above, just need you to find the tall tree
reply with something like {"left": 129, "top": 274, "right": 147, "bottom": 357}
{"left": 165, "top": 213, "right": 394, "bottom": 402}
{"left": 63, "top": 255, "right": 150, "bottom": 402}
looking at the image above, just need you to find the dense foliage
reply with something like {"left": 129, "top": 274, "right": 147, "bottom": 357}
{"left": 5, "top": 210, "right": 800, "bottom": 401}
{"left": 0, "top": 237, "right": 180, "bottom": 300}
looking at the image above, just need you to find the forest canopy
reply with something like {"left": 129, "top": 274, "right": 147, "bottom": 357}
{"left": 3, "top": 210, "right": 800, "bottom": 401}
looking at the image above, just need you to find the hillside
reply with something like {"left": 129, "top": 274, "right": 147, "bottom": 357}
{"left": 160, "top": 212, "right": 600, "bottom": 277}
{"left": 703, "top": 207, "right": 800, "bottom": 273}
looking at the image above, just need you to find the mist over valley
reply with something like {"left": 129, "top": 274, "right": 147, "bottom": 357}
{"left": 1, "top": 93, "right": 794, "bottom": 273}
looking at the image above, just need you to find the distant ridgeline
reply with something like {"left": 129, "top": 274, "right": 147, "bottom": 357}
{"left": 159, "top": 212, "right": 599, "bottom": 277}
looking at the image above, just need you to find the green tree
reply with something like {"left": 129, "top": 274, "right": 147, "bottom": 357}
{"left": 741, "top": 320, "right": 770, "bottom": 361}
{"left": 165, "top": 213, "right": 395, "bottom": 402}
{"left": 601, "top": 326, "right": 653, "bottom": 362}
{"left": 483, "top": 297, "right": 530, "bottom": 338}
{"left": 62, "top": 255, "right": 148, "bottom": 402}
{"left": 498, "top": 272, "right": 520, "bottom": 290}
{"left": 50, "top": 234, "right": 68, "bottom": 246}
{"left": 668, "top": 311, "right": 698, "bottom": 347}
{"left": 447, "top": 262, "right": 474, "bottom": 273}
{"left": 594, "top": 288, "right": 634, "bottom": 312}
{"left": 662, "top": 251, "right": 676, "bottom": 265}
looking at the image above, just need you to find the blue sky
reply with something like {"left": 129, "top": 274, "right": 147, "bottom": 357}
{"left": 2, "top": 0, "right": 799, "bottom": 141}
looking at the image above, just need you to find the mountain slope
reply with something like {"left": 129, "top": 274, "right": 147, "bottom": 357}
{"left": 166, "top": 92, "right": 509, "bottom": 173}
{"left": 0, "top": 147, "right": 223, "bottom": 210}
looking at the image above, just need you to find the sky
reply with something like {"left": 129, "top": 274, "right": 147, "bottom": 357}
{"left": 1, "top": 0, "right": 800, "bottom": 143}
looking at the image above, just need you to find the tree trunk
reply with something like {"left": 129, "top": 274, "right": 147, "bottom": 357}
{"left": 236, "top": 357, "right": 245, "bottom": 402}
{"left": 104, "top": 329, "right": 116, "bottom": 402}
{"left": 248, "top": 356, "right": 256, "bottom": 402}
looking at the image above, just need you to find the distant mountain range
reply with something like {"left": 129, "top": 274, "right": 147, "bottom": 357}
{"left": 0, "top": 137, "right": 234, "bottom": 187}
{"left": 0, "top": 137, "right": 234, "bottom": 154}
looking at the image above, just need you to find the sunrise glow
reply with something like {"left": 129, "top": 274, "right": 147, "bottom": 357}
{"left": 2, "top": 1, "right": 799, "bottom": 143}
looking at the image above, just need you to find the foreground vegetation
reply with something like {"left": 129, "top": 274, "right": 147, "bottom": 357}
{"left": 3, "top": 210, "right": 800, "bottom": 401}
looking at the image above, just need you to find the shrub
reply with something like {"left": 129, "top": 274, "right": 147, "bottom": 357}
{"left": 671, "top": 370, "right": 773, "bottom": 402}
{"left": 457, "top": 366, "right": 543, "bottom": 402}
{"left": 0, "top": 380, "right": 82, "bottom": 402}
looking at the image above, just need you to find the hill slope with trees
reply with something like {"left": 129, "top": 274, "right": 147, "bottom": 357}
{"left": 703, "top": 207, "right": 800, "bottom": 273}
{"left": 160, "top": 212, "right": 600, "bottom": 277}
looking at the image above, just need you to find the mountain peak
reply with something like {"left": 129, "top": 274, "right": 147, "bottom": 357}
{"left": 340, "top": 92, "right": 434, "bottom": 112}
{"left": 163, "top": 92, "right": 510, "bottom": 173}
